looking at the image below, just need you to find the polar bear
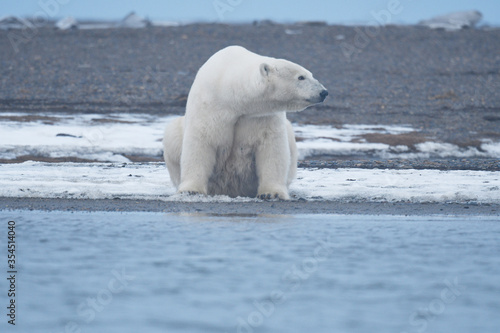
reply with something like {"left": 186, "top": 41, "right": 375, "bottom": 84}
{"left": 163, "top": 45, "right": 327, "bottom": 199}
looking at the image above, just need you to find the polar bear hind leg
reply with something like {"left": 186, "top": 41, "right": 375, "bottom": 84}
{"left": 163, "top": 116, "right": 184, "bottom": 188}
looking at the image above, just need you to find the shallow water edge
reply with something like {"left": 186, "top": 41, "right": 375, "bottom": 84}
{"left": 1, "top": 210, "right": 499, "bottom": 333}
{"left": 1, "top": 197, "right": 499, "bottom": 216}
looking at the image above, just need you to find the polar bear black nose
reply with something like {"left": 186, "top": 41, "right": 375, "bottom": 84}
{"left": 319, "top": 90, "right": 328, "bottom": 101}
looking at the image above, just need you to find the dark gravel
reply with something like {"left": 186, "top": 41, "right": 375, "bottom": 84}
{"left": 1, "top": 24, "right": 499, "bottom": 171}
{"left": 299, "top": 158, "right": 500, "bottom": 171}
{"left": 1, "top": 197, "right": 499, "bottom": 216}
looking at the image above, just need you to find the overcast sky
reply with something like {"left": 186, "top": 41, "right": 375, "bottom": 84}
{"left": 2, "top": 0, "right": 499, "bottom": 25}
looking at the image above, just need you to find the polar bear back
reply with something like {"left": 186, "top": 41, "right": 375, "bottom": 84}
{"left": 187, "top": 46, "right": 267, "bottom": 113}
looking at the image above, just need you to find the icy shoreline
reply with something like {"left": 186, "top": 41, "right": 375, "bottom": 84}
{"left": 1, "top": 161, "right": 498, "bottom": 204}
{"left": 1, "top": 112, "right": 499, "bottom": 163}
{"left": 1, "top": 112, "right": 499, "bottom": 205}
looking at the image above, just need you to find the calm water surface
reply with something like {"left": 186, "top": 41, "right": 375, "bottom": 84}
{"left": 1, "top": 211, "right": 499, "bottom": 333}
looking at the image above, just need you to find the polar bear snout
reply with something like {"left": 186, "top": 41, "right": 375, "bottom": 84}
{"left": 307, "top": 88, "right": 328, "bottom": 104}
{"left": 319, "top": 89, "right": 329, "bottom": 102}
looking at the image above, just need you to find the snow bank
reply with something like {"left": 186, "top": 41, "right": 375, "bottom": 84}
{"left": 0, "top": 113, "right": 171, "bottom": 163}
{"left": 296, "top": 123, "right": 500, "bottom": 160}
{"left": 292, "top": 168, "right": 499, "bottom": 203}
{"left": 1, "top": 112, "right": 498, "bottom": 203}
{"left": 1, "top": 112, "right": 499, "bottom": 162}
{"left": 0, "top": 162, "right": 498, "bottom": 203}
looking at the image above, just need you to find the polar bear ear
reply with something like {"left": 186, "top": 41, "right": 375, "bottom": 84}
{"left": 260, "top": 63, "right": 273, "bottom": 77}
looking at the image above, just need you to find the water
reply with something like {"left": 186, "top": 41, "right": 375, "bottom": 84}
{"left": 1, "top": 211, "right": 499, "bottom": 333}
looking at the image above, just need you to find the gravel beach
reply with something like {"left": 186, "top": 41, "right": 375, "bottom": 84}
{"left": 2, "top": 23, "right": 499, "bottom": 145}
{"left": 1, "top": 23, "right": 499, "bottom": 213}
{"left": 2, "top": 197, "right": 499, "bottom": 216}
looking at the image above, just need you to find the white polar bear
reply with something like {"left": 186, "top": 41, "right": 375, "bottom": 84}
{"left": 163, "top": 45, "right": 327, "bottom": 199}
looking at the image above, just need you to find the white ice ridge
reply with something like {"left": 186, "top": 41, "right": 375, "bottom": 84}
{"left": 1, "top": 112, "right": 499, "bottom": 162}
{"left": 419, "top": 10, "right": 483, "bottom": 31}
{"left": 0, "top": 162, "right": 498, "bottom": 204}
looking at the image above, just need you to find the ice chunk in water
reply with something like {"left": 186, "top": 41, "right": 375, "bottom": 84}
{"left": 55, "top": 16, "right": 78, "bottom": 30}
{"left": 119, "top": 12, "right": 150, "bottom": 28}
{"left": 420, "top": 10, "right": 482, "bottom": 30}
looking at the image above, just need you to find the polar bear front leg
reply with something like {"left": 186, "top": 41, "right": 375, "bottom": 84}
{"left": 255, "top": 124, "right": 291, "bottom": 200}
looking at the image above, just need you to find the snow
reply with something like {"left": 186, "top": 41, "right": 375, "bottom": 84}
{"left": 0, "top": 161, "right": 498, "bottom": 203}
{"left": 292, "top": 168, "right": 499, "bottom": 203}
{"left": 0, "top": 112, "right": 499, "bottom": 204}
{"left": 295, "top": 123, "right": 500, "bottom": 160}
{"left": 0, "top": 113, "right": 171, "bottom": 163}
{"left": 295, "top": 124, "right": 410, "bottom": 159}
{"left": 1, "top": 112, "right": 499, "bottom": 162}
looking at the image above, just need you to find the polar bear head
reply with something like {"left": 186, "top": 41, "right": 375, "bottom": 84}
{"left": 186, "top": 46, "right": 328, "bottom": 117}
{"left": 258, "top": 59, "right": 328, "bottom": 113}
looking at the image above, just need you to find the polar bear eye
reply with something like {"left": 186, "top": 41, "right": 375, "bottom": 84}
{"left": 298, "top": 75, "right": 305, "bottom": 81}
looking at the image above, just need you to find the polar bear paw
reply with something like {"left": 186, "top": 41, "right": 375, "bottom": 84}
{"left": 183, "top": 191, "right": 204, "bottom": 196}
{"left": 258, "top": 193, "right": 281, "bottom": 200}
{"left": 257, "top": 187, "right": 290, "bottom": 201}
{"left": 178, "top": 181, "right": 207, "bottom": 196}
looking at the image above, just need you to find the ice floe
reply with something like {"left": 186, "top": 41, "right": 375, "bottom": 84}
{"left": 420, "top": 10, "right": 483, "bottom": 30}
{"left": 0, "top": 12, "right": 179, "bottom": 31}
{"left": 55, "top": 16, "right": 78, "bottom": 30}
{"left": 119, "top": 12, "right": 150, "bottom": 28}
